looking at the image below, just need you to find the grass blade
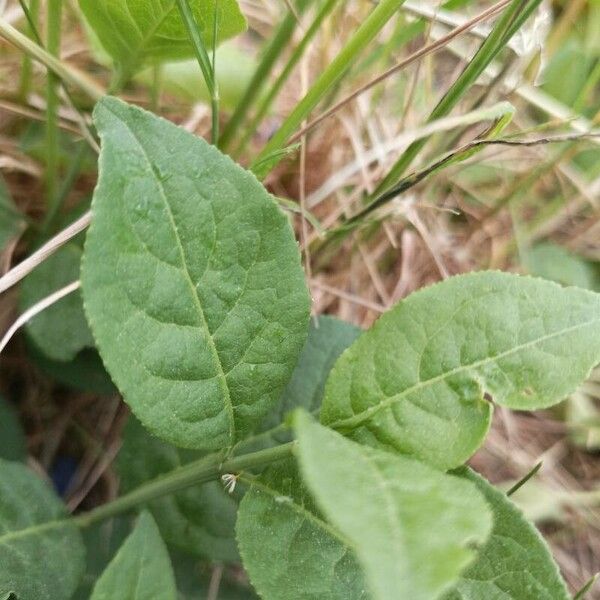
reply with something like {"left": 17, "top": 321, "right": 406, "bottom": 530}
{"left": 251, "top": 0, "right": 408, "bottom": 177}
{"left": 374, "top": 0, "right": 542, "bottom": 196}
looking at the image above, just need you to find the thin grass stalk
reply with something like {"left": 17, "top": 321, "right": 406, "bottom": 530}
{"left": 0, "top": 18, "right": 103, "bottom": 100}
{"left": 175, "top": 0, "right": 219, "bottom": 144}
{"left": 17, "top": 0, "right": 39, "bottom": 101}
{"left": 43, "top": 0, "right": 62, "bottom": 230}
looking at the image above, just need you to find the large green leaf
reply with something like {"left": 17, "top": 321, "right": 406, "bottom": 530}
{"left": 0, "top": 459, "right": 85, "bottom": 599}
{"left": 90, "top": 511, "right": 176, "bottom": 600}
{"left": 118, "top": 417, "right": 239, "bottom": 561}
{"left": 0, "top": 396, "right": 26, "bottom": 461}
{"left": 81, "top": 97, "right": 310, "bottom": 450}
{"left": 79, "top": 0, "right": 246, "bottom": 77}
{"left": 237, "top": 459, "right": 368, "bottom": 600}
{"left": 321, "top": 272, "right": 600, "bottom": 469}
{"left": 21, "top": 244, "right": 94, "bottom": 362}
{"left": 443, "top": 468, "right": 570, "bottom": 600}
{"left": 259, "top": 315, "right": 361, "bottom": 436}
{"left": 295, "top": 414, "right": 492, "bottom": 600}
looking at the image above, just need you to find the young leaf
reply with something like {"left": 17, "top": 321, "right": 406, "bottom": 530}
{"left": 21, "top": 244, "right": 94, "bottom": 362}
{"left": 79, "top": 0, "right": 246, "bottom": 80}
{"left": 0, "top": 459, "right": 85, "bottom": 599}
{"left": 295, "top": 414, "right": 492, "bottom": 600}
{"left": 90, "top": 511, "right": 177, "bottom": 600}
{"left": 236, "top": 460, "right": 368, "bottom": 600}
{"left": 0, "top": 396, "right": 26, "bottom": 461}
{"left": 118, "top": 417, "right": 239, "bottom": 561}
{"left": 443, "top": 468, "right": 570, "bottom": 600}
{"left": 321, "top": 272, "right": 600, "bottom": 469}
{"left": 259, "top": 315, "right": 361, "bottom": 435}
{"left": 81, "top": 97, "right": 310, "bottom": 450}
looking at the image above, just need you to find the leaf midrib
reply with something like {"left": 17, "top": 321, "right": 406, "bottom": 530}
{"left": 330, "top": 317, "right": 600, "bottom": 431}
{"left": 106, "top": 104, "right": 236, "bottom": 444}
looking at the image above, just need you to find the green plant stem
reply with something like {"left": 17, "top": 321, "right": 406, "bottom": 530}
{"left": 175, "top": 0, "right": 219, "bottom": 144}
{"left": 44, "top": 0, "right": 62, "bottom": 229}
{"left": 0, "top": 18, "right": 103, "bottom": 101}
{"left": 17, "top": 0, "right": 40, "bottom": 101}
{"left": 218, "top": 0, "right": 311, "bottom": 151}
{"left": 211, "top": 0, "right": 220, "bottom": 143}
{"left": 373, "top": 0, "right": 541, "bottom": 196}
{"left": 251, "top": 0, "right": 406, "bottom": 175}
{"left": 232, "top": 0, "right": 337, "bottom": 158}
{"left": 73, "top": 441, "right": 296, "bottom": 529}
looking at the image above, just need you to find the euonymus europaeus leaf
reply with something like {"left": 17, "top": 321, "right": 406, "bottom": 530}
{"left": 295, "top": 414, "right": 492, "bottom": 600}
{"left": 0, "top": 459, "right": 85, "bottom": 599}
{"left": 259, "top": 315, "right": 361, "bottom": 436}
{"left": 21, "top": 245, "right": 94, "bottom": 362}
{"left": 321, "top": 272, "right": 600, "bottom": 469}
{"left": 79, "top": 0, "right": 246, "bottom": 80}
{"left": 81, "top": 97, "right": 310, "bottom": 450}
{"left": 236, "top": 459, "right": 368, "bottom": 600}
{"left": 0, "top": 396, "right": 26, "bottom": 461}
{"left": 524, "top": 243, "right": 600, "bottom": 291}
{"left": 443, "top": 468, "right": 570, "bottom": 600}
{"left": 118, "top": 417, "right": 239, "bottom": 561}
{"left": 90, "top": 511, "right": 176, "bottom": 600}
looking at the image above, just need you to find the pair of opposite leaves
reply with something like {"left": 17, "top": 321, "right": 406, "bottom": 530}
{"left": 76, "top": 97, "right": 600, "bottom": 600}
{"left": 83, "top": 97, "right": 600, "bottom": 472}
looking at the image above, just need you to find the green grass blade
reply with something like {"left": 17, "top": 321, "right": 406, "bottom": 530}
{"left": 251, "top": 0, "right": 407, "bottom": 177}
{"left": 175, "top": 0, "right": 218, "bottom": 143}
{"left": 219, "top": 0, "right": 312, "bottom": 150}
{"left": 232, "top": 0, "right": 337, "bottom": 158}
{"left": 374, "top": 0, "right": 542, "bottom": 196}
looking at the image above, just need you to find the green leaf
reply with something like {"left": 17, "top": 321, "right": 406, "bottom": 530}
{"left": 237, "top": 459, "right": 368, "bottom": 600}
{"left": 73, "top": 516, "right": 133, "bottom": 599}
{"left": 0, "top": 177, "right": 23, "bottom": 253}
{"left": 81, "top": 96, "right": 310, "bottom": 450}
{"left": 295, "top": 414, "right": 492, "bottom": 600}
{"left": 118, "top": 417, "right": 239, "bottom": 561}
{"left": 524, "top": 243, "right": 600, "bottom": 291}
{"left": 0, "top": 459, "right": 85, "bottom": 599}
{"left": 259, "top": 315, "right": 361, "bottom": 435}
{"left": 443, "top": 468, "right": 570, "bottom": 600}
{"left": 90, "top": 511, "right": 177, "bottom": 600}
{"left": 0, "top": 396, "right": 26, "bottom": 461}
{"left": 321, "top": 271, "right": 600, "bottom": 469}
{"left": 79, "top": 0, "right": 246, "bottom": 77}
{"left": 21, "top": 244, "right": 94, "bottom": 362}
